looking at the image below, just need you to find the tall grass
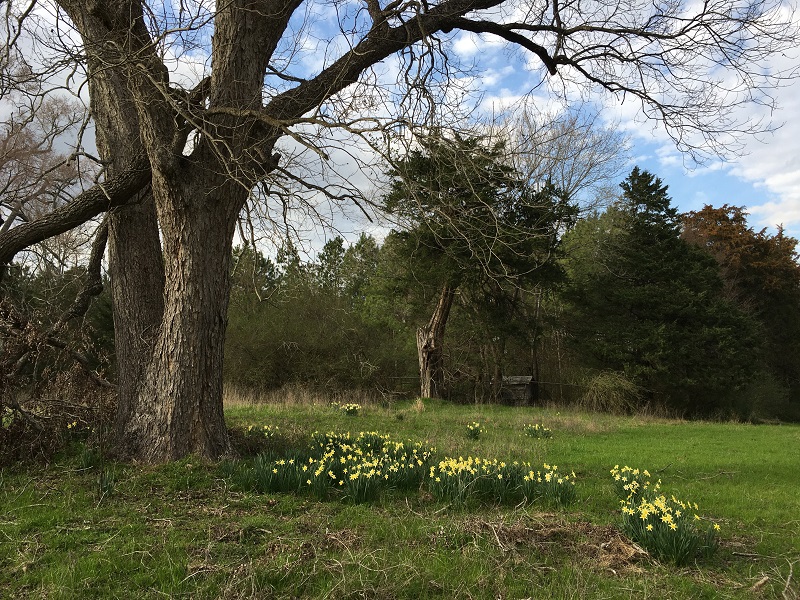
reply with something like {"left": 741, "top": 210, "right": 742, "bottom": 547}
{"left": 223, "top": 382, "right": 389, "bottom": 408}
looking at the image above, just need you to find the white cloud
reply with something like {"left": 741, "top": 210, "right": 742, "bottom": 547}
{"left": 453, "top": 32, "right": 483, "bottom": 58}
{"left": 748, "top": 198, "right": 800, "bottom": 232}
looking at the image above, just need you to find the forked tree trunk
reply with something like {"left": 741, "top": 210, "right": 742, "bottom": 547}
{"left": 417, "top": 283, "right": 456, "bottom": 399}
{"left": 115, "top": 172, "right": 243, "bottom": 462}
{"left": 59, "top": 0, "right": 263, "bottom": 462}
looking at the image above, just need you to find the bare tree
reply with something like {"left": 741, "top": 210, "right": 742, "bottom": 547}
{"left": 510, "top": 103, "right": 629, "bottom": 208}
{"left": 0, "top": 0, "right": 797, "bottom": 462}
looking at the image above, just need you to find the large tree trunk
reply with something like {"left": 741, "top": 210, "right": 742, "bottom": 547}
{"left": 70, "top": 7, "right": 166, "bottom": 449}
{"left": 78, "top": 32, "right": 165, "bottom": 450}
{"left": 107, "top": 202, "right": 165, "bottom": 443}
{"left": 114, "top": 162, "right": 246, "bottom": 461}
{"left": 57, "top": 0, "right": 284, "bottom": 462}
{"left": 417, "top": 283, "right": 456, "bottom": 399}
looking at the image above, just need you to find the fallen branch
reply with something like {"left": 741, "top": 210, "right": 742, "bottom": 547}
{"left": 784, "top": 560, "right": 796, "bottom": 600}
{"left": 751, "top": 576, "right": 770, "bottom": 592}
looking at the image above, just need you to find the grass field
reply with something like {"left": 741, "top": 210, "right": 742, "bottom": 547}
{"left": 1, "top": 392, "right": 798, "bottom": 599}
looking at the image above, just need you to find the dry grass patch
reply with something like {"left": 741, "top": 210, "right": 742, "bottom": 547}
{"left": 455, "top": 514, "right": 648, "bottom": 573}
{"left": 223, "top": 384, "right": 387, "bottom": 408}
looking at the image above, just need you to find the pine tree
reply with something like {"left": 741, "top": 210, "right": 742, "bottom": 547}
{"left": 562, "top": 168, "right": 757, "bottom": 414}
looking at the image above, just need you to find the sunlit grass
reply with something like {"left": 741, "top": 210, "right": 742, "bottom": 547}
{"left": 0, "top": 395, "right": 797, "bottom": 599}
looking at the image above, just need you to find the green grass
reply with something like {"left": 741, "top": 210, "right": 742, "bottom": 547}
{"left": 1, "top": 398, "right": 798, "bottom": 599}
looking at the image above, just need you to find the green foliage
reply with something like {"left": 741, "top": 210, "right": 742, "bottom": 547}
{"left": 244, "top": 423, "right": 279, "bottom": 439}
{"left": 223, "top": 238, "right": 417, "bottom": 394}
{"left": 231, "top": 430, "right": 436, "bottom": 503}
{"left": 381, "top": 131, "right": 575, "bottom": 399}
{"left": 97, "top": 467, "right": 117, "bottom": 500}
{"left": 384, "top": 132, "right": 572, "bottom": 286}
{"left": 219, "top": 168, "right": 797, "bottom": 421}
{"left": 1, "top": 266, "right": 116, "bottom": 373}
{"left": 339, "top": 403, "right": 361, "bottom": 416}
{"left": 610, "top": 464, "right": 661, "bottom": 500}
{"left": 561, "top": 168, "right": 759, "bottom": 415}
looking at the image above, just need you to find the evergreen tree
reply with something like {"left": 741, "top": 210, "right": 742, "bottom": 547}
{"left": 562, "top": 168, "right": 756, "bottom": 414}
{"left": 683, "top": 205, "right": 800, "bottom": 419}
{"left": 383, "top": 132, "right": 573, "bottom": 399}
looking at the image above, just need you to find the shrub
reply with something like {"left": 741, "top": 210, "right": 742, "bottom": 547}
{"left": 580, "top": 371, "right": 641, "bottom": 413}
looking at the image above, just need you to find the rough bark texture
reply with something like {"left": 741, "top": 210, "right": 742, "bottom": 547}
{"left": 89, "top": 0, "right": 280, "bottom": 461}
{"left": 118, "top": 173, "right": 243, "bottom": 461}
{"left": 62, "top": 2, "right": 168, "bottom": 454}
{"left": 417, "top": 284, "right": 456, "bottom": 399}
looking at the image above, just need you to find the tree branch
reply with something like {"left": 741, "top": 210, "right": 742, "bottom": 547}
{"left": 0, "top": 153, "right": 150, "bottom": 269}
{"left": 444, "top": 18, "right": 559, "bottom": 75}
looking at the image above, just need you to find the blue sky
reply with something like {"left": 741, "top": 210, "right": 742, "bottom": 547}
{"left": 16, "top": 1, "right": 798, "bottom": 247}
{"left": 446, "top": 27, "right": 800, "bottom": 242}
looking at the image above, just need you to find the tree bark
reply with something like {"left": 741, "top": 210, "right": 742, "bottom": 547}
{"left": 489, "top": 339, "right": 504, "bottom": 403}
{"left": 417, "top": 283, "right": 456, "bottom": 399}
{"left": 69, "top": 6, "right": 167, "bottom": 453}
{"left": 115, "top": 166, "right": 244, "bottom": 460}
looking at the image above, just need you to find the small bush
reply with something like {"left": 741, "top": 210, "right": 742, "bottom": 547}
{"left": 580, "top": 371, "right": 641, "bottom": 413}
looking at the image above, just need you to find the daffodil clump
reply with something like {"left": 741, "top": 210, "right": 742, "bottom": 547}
{"left": 64, "top": 419, "right": 92, "bottom": 440}
{"left": 429, "top": 457, "right": 576, "bottom": 506}
{"left": 610, "top": 464, "right": 660, "bottom": 499}
{"left": 231, "top": 428, "right": 578, "bottom": 508}
{"left": 340, "top": 403, "right": 361, "bottom": 416}
{"left": 240, "top": 430, "right": 436, "bottom": 503}
{"left": 245, "top": 424, "right": 279, "bottom": 439}
{"left": 523, "top": 423, "right": 552, "bottom": 439}
{"left": 611, "top": 465, "right": 720, "bottom": 565}
{"left": 465, "top": 421, "right": 485, "bottom": 440}
{"left": 307, "top": 431, "right": 435, "bottom": 501}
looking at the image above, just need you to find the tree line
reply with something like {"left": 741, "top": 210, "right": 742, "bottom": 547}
{"left": 2, "top": 0, "right": 798, "bottom": 462}
{"left": 220, "top": 139, "right": 800, "bottom": 421}
{"left": 4, "top": 132, "right": 798, "bottom": 432}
